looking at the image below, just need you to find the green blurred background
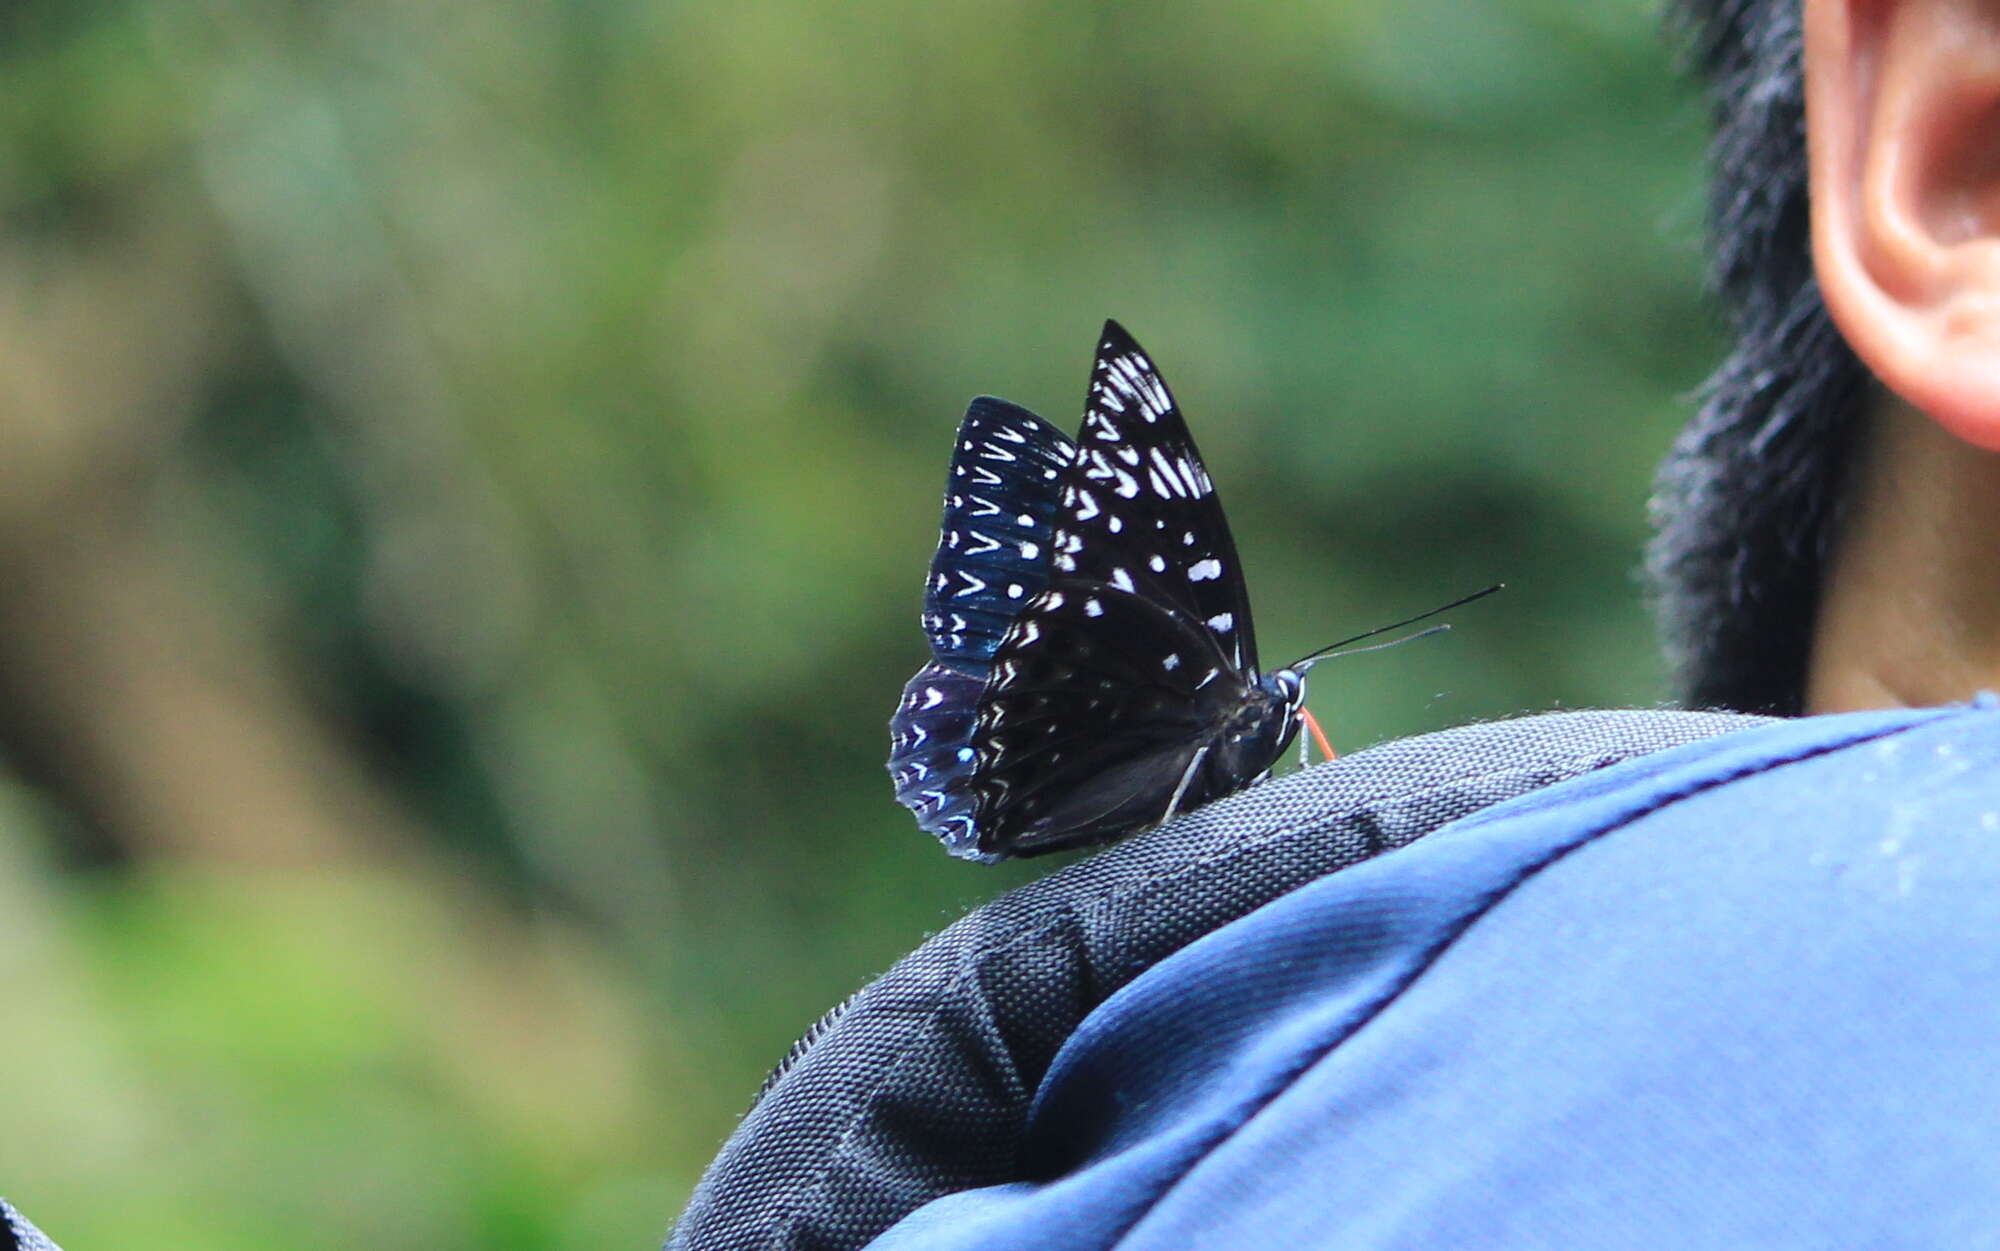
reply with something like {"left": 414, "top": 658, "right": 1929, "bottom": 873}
{"left": 0, "top": 1, "right": 1712, "bottom": 1246}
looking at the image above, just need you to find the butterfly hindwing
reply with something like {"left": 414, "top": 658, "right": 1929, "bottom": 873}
{"left": 891, "top": 396, "right": 1077, "bottom": 859}
{"left": 1054, "top": 320, "right": 1260, "bottom": 674}
{"left": 967, "top": 578, "right": 1249, "bottom": 855}
{"left": 888, "top": 662, "right": 988, "bottom": 857}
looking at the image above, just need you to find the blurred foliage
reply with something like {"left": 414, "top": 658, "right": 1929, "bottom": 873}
{"left": 0, "top": 0, "right": 1713, "bottom": 1245}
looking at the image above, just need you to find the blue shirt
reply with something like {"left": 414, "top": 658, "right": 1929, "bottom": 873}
{"left": 867, "top": 704, "right": 2000, "bottom": 1249}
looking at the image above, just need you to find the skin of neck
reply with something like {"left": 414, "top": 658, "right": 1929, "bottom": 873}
{"left": 1808, "top": 393, "right": 2000, "bottom": 713}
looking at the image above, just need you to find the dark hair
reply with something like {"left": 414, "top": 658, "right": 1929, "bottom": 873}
{"left": 1647, "top": 0, "right": 1874, "bottom": 714}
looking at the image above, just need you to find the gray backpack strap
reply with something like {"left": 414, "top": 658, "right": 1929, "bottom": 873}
{"left": 671, "top": 709, "right": 1769, "bottom": 1251}
{"left": 1, "top": 1200, "right": 62, "bottom": 1251}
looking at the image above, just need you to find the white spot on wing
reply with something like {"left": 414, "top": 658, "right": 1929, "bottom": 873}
{"left": 1206, "top": 612, "right": 1235, "bottom": 633}
{"left": 921, "top": 686, "right": 946, "bottom": 709}
{"left": 1163, "top": 653, "right": 1181, "bottom": 671}
{"left": 1189, "top": 558, "right": 1223, "bottom": 581}
{"left": 1110, "top": 568, "right": 1135, "bottom": 593}
{"left": 1085, "top": 598, "right": 1104, "bottom": 617}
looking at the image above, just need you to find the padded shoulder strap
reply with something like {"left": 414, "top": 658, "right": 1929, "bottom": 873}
{"left": 1, "top": 1200, "right": 62, "bottom": 1251}
{"left": 669, "top": 709, "right": 1770, "bottom": 1251}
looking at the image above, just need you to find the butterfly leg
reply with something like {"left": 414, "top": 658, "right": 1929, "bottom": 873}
{"left": 1300, "top": 707, "right": 1336, "bottom": 765}
{"left": 1162, "top": 745, "right": 1211, "bottom": 826}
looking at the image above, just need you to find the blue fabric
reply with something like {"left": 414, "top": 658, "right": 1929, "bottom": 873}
{"left": 865, "top": 703, "right": 2000, "bottom": 1249}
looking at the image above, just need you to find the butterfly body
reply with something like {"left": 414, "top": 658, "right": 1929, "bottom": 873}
{"left": 891, "top": 321, "right": 1307, "bottom": 861}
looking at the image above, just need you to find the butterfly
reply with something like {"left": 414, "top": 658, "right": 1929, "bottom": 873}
{"left": 889, "top": 320, "right": 1487, "bottom": 862}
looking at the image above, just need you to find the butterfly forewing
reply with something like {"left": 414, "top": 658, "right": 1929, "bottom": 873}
{"left": 1054, "top": 320, "right": 1260, "bottom": 675}
{"left": 918, "top": 397, "right": 1077, "bottom": 674}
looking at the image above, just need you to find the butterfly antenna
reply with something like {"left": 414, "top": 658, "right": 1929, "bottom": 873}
{"left": 1287, "top": 584, "right": 1503, "bottom": 672}
{"left": 1294, "top": 624, "right": 1457, "bottom": 672}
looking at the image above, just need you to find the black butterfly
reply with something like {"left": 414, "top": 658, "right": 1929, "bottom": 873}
{"left": 890, "top": 320, "right": 1479, "bottom": 862}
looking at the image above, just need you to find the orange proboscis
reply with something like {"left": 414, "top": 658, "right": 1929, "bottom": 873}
{"left": 1301, "top": 707, "right": 1336, "bottom": 763}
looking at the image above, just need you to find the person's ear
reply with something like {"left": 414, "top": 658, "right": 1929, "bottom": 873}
{"left": 1808, "top": 0, "right": 2000, "bottom": 451}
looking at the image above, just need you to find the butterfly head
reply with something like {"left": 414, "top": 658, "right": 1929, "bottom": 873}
{"left": 1205, "top": 667, "right": 1309, "bottom": 782}
{"left": 1258, "top": 667, "right": 1308, "bottom": 720}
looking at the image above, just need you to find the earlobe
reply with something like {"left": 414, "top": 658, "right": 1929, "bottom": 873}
{"left": 1807, "top": 0, "right": 2000, "bottom": 451}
